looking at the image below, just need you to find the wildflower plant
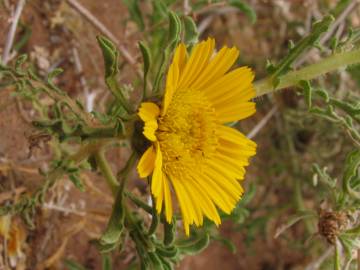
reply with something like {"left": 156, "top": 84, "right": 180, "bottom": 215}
{"left": 0, "top": 0, "right": 360, "bottom": 269}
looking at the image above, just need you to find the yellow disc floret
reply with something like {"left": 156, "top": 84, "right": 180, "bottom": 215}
{"left": 157, "top": 88, "right": 218, "bottom": 179}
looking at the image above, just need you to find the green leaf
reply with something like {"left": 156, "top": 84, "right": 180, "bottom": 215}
{"left": 229, "top": 0, "right": 257, "bottom": 24}
{"left": 151, "top": 1, "right": 168, "bottom": 24}
{"left": 312, "top": 163, "right": 337, "bottom": 188}
{"left": 288, "top": 40, "right": 295, "bottom": 50}
{"left": 211, "top": 235, "right": 236, "bottom": 253}
{"left": 96, "top": 36, "right": 117, "bottom": 77}
{"left": 265, "top": 59, "right": 276, "bottom": 73}
{"left": 299, "top": 80, "right": 312, "bottom": 109}
{"left": 177, "top": 233, "right": 210, "bottom": 255}
{"left": 63, "top": 259, "right": 87, "bottom": 270}
{"left": 168, "top": 11, "right": 181, "bottom": 47}
{"left": 47, "top": 68, "right": 64, "bottom": 92}
{"left": 343, "top": 225, "right": 360, "bottom": 236}
{"left": 48, "top": 68, "right": 63, "bottom": 80}
{"left": 339, "top": 233, "right": 360, "bottom": 261}
{"left": 156, "top": 245, "right": 178, "bottom": 258}
{"left": 183, "top": 16, "right": 199, "bottom": 45}
{"left": 340, "top": 28, "right": 360, "bottom": 49}
{"left": 69, "top": 174, "right": 85, "bottom": 192}
{"left": 96, "top": 35, "right": 132, "bottom": 113}
{"left": 139, "top": 42, "right": 151, "bottom": 98}
{"left": 342, "top": 150, "right": 360, "bottom": 200}
{"left": 330, "top": 37, "right": 339, "bottom": 52}
{"left": 239, "top": 182, "right": 256, "bottom": 206}
{"left": 313, "top": 88, "right": 330, "bottom": 102}
{"left": 157, "top": 256, "right": 172, "bottom": 270}
{"left": 123, "top": 0, "right": 145, "bottom": 30}
{"left": 99, "top": 187, "right": 125, "bottom": 248}
{"left": 228, "top": 207, "right": 249, "bottom": 224}
{"left": 91, "top": 240, "right": 118, "bottom": 253}
{"left": 152, "top": 11, "right": 182, "bottom": 94}
{"left": 147, "top": 198, "right": 159, "bottom": 235}
{"left": 15, "top": 54, "right": 28, "bottom": 71}
{"left": 327, "top": 97, "right": 360, "bottom": 124}
{"left": 270, "top": 15, "right": 334, "bottom": 85}
{"left": 148, "top": 252, "right": 164, "bottom": 270}
{"left": 163, "top": 218, "right": 176, "bottom": 246}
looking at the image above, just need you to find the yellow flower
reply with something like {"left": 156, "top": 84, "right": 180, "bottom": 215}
{"left": 137, "top": 38, "right": 257, "bottom": 235}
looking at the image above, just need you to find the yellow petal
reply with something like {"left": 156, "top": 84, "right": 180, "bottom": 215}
{"left": 152, "top": 142, "right": 163, "bottom": 197}
{"left": 190, "top": 178, "right": 221, "bottom": 225}
{"left": 137, "top": 146, "right": 156, "bottom": 178}
{"left": 205, "top": 165, "right": 243, "bottom": 201}
{"left": 218, "top": 125, "right": 257, "bottom": 149}
{"left": 204, "top": 67, "right": 255, "bottom": 105}
{"left": 212, "top": 155, "right": 246, "bottom": 180}
{"left": 163, "top": 77, "right": 178, "bottom": 116}
{"left": 155, "top": 174, "right": 164, "bottom": 213}
{"left": 162, "top": 43, "right": 187, "bottom": 115}
{"left": 138, "top": 102, "right": 160, "bottom": 122}
{"left": 203, "top": 171, "right": 239, "bottom": 214}
{"left": 181, "top": 181, "right": 203, "bottom": 226}
{"left": 143, "top": 121, "right": 158, "bottom": 141}
{"left": 138, "top": 102, "right": 160, "bottom": 141}
{"left": 173, "top": 43, "right": 187, "bottom": 77}
{"left": 206, "top": 159, "right": 244, "bottom": 190}
{"left": 216, "top": 101, "right": 256, "bottom": 123}
{"left": 196, "top": 175, "right": 234, "bottom": 214}
{"left": 191, "top": 46, "right": 239, "bottom": 91}
{"left": 163, "top": 174, "right": 173, "bottom": 223}
{"left": 177, "top": 38, "right": 215, "bottom": 89}
{"left": 170, "top": 177, "right": 197, "bottom": 229}
{"left": 217, "top": 139, "right": 256, "bottom": 161}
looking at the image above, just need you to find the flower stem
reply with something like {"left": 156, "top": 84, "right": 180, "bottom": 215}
{"left": 254, "top": 48, "right": 360, "bottom": 97}
{"left": 125, "top": 191, "right": 152, "bottom": 213}
{"left": 94, "top": 150, "right": 119, "bottom": 196}
{"left": 95, "top": 150, "right": 152, "bottom": 215}
{"left": 334, "top": 240, "right": 341, "bottom": 270}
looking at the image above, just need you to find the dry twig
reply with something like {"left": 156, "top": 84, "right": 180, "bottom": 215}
{"left": 183, "top": 0, "right": 191, "bottom": 16}
{"left": 66, "top": 0, "right": 138, "bottom": 70}
{"left": 38, "top": 219, "right": 86, "bottom": 269}
{"left": 72, "top": 46, "right": 98, "bottom": 112}
{"left": 247, "top": 106, "right": 278, "bottom": 139}
{"left": 0, "top": 187, "right": 26, "bottom": 204}
{"left": 2, "top": 0, "right": 26, "bottom": 65}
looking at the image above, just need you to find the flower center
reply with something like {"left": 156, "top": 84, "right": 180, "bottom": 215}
{"left": 157, "top": 89, "right": 218, "bottom": 179}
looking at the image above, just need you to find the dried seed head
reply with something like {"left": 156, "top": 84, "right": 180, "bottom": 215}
{"left": 318, "top": 210, "right": 348, "bottom": 245}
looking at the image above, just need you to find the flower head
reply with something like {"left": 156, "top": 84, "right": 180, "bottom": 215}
{"left": 137, "top": 38, "right": 256, "bottom": 235}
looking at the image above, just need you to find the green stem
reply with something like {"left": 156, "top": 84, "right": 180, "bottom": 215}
{"left": 94, "top": 152, "right": 154, "bottom": 254}
{"left": 125, "top": 191, "right": 152, "bottom": 213}
{"left": 94, "top": 150, "right": 119, "bottom": 196}
{"left": 334, "top": 241, "right": 341, "bottom": 270}
{"left": 117, "top": 152, "right": 137, "bottom": 181}
{"left": 254, "top": 48, "right": 360, "bottom": 97}
{"left": 95, "top": 150, "right": 152, "bottom": 214}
